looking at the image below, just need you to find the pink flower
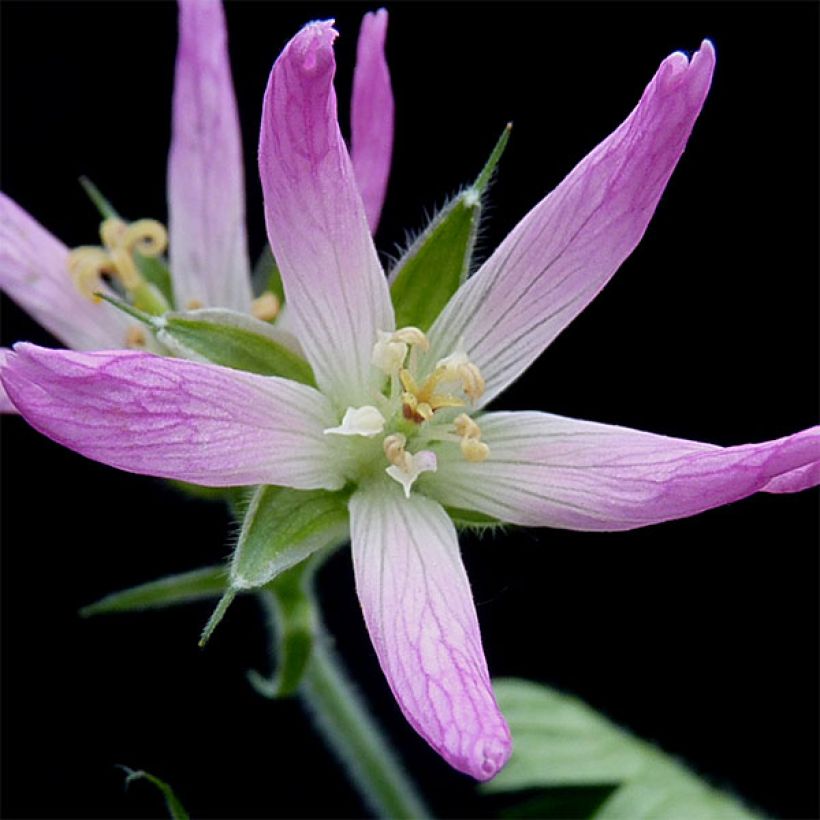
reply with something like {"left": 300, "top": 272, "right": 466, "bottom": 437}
{"left": 0, "top": 0, "right": 393, "bottom": 411}
{"left": 2, "top": 20, "right": 818, "bottom": 781}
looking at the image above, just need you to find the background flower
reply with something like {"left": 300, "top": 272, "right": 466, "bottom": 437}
{"left": 1, "top": 2, "right": 817, "bottom": 818}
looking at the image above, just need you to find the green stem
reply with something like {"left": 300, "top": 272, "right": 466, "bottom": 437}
{"left": 300, "top": 629, "right": 431, "bottom": 819}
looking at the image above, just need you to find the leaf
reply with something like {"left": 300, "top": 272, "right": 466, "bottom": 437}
{"left": 231, "top": 486, "right": 349, "bottom": 590}
{"left": 445, "top": 505, "right": 503, "bottom": 530}
{"left": 157, "top": 308, "right": 315, "bottom": 385}
{"left": 81, "top": 565, "right": 227, "bottom": 617}
{"left": 484, "top": 679, "right": 758, "bottom": 819}
{"left": 119, "top": 766, "right": 189, "bottom": 820}
{"left": 134, "top": 250, "right": 175, "bottom": 308}
{"left": 390, "top": 124, "right": 511, "bottom": 331}
{"left": 79, "top": 175, "right": 119, "bottom": 220}
{"left": 248, "top": 559, "right": 320, "bottom": 698}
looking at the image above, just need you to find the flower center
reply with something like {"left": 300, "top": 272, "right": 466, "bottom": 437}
{"left": 324, "top": 327, "right": 489, "bottom": 498}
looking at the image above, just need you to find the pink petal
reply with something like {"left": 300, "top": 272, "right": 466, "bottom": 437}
{"left": 763, "top": 463, "right": 820, "bottom": 494}
{"left": 350, "top": 485, "right": 512, "bottom": 780}
{"left": 259, "top": 20, "right": 394, "bottom": 409}
{"left": 350, "top": 9, "right": 394, "bottom": 233}
{"left": 0, "top": 193, "right": 132, "bottom": 350}
{"left": 1, "top": 343, "right": 344, "bottom": 490}
{"left": 427, "top": 41, "right": 716, "bottom": 406}
{"left": 0, "top": 349, "right": 17, "bottom": 414}
{"left": 168, "top": 0, "right": 252, "bottom": 312}
{"left": 424, "top": 411, "right": 820, "bottom": 531}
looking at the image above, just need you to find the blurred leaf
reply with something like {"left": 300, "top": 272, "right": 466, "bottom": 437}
{"left": 119, "top": 766, "right": 189, "bottom": 820}
{"left": 390, "top": 124, "right": 510, "bottom": 331}
{"left": 81, "top": 566, "right": 226, "bottom": 617}
{"left": 495, "top": 786, "right": 617, "bottom": 819}
{"left": 485, "top": 679, "right": 758, "bottom": 819}
{"left": 231, "top": 486, "right": 348, "bottom": 590}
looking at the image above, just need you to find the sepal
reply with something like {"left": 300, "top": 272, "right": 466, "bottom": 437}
{"left": 389, "top": 124, "right": 511, "bottom": 331}
{"left": 81, "top": 565, "right": 227, "bottom": 617}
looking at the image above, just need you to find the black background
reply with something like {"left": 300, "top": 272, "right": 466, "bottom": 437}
{"left": 1, "top": 2, "right": 818, "bottom": 818}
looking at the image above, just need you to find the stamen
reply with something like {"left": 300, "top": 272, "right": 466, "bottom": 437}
{"left": 454, "top": 412, "right": 490, "bottom": 463}
{"left": 125, "top": 326, "right": 148, "bottom": 349}
{"left": 372, "top": 327, "right": 430, "bottom": 376}
{"left": 70, "top": 216, "right": 169, "bottom": 304}
{"left": 186, "top": 299, "right": 205, "bottom": 310}
{"left": 383, "top": 433, "right": 437, "bottom": 498}
{"left": 324, "top": 405, "right": 386, "bottom": 438}
{"left": 391, "top": 326, "right": 429, "bottom": 350}
{"left": 251, "top": 291, "right": 280, "bottom": 322}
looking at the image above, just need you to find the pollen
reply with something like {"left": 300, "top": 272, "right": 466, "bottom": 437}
{"left": 251, "top": 291, "right": 280, "bottom": 321}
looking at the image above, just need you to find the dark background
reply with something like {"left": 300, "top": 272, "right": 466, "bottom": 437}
{"left": 1, "top": 2, "right": 818, "bottom": 818}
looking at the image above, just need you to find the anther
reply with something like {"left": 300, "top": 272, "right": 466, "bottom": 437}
{"left": 392, "top": 326, "right": 429, "bottom": 350}
{"left": 125, "top": 326, "right": 148, "bottom": 349}
{"left": 454, "top": 412, "right": 490, "bottom": 463}
{"left": 382, "top": 433, "right": 437, "bottom": 498}
{"left": 251, "top": 292, "right": 280, "bottom": 322}
{"left": 324, "top": 405, "right": 386, "bottom": 438}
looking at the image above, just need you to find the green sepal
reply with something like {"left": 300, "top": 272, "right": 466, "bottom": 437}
{"left": 79, "top": 175, "right": 120, "bottom": 220}
{"left": 81, "top": 565, "right": 227, "bottom": 617}
{"left": 119, "top": 766, "right": 189, "bottom": 820}
{"left": 483, "top": 678, "right": 758, "bottom": 819}
{"left": 134, "top": 250, "right": 175, "bottom": 308}
{"left": 445, "top": 505, "right": 503, "bottom": 530}
{"left": 249, "top": 558, "right": 320, "bottom": 698}
{"left": 158, "top": 309, "right": 315, "bottom": 384}
{"left": 231, "top": 485, "right": 349, "bottom": 591}
{"left": 252, "top": 245, "right": 285, "bottom": 306}
{"left": 389, "top": 124, "right": 511, "bottom": 331}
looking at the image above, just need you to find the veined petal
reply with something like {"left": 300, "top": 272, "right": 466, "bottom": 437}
{"left": 0, "top": 193, "right": 132, "bottom": 350}
{"left": 351, "top": 9, "right": 394, "bottom": 233}
{"left": 0, "top": 349, "right": 16, "bottom": 413}
{"left": 763, "top": 463, "right": 820, "bottom": 494}
{"left": 259, "top": 20, "right": 395, "bottom": 409}
{"left": 423, "top": 411, "right": 820, "bottom": 531}
{"left": 350, "top": 484, "right": 511, "bottom": 780}
{"left": 1, "top": 343, "right": 344, "bottom": 490}
{"left": 168, "top": 0, "right": 252, "bottom": 312}
{"left": 427, "top": 41, "right": 716, "bottom": 406}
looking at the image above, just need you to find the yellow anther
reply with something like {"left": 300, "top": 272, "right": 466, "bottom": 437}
{"left": 122, "top": 219, "right": 168, "bottom": 257}
{"left": 67, "top": 247, "right": 114, "bottom": 302}
{"left": 392, "top": 326, "right": 429, "bottom": 350}
{"left": 251, "top": 291, "right": 280, "bottom": 321}
{"left": 383, "top": 433, "right": 411, "bottom": 470}
{"left": 454, "top": 412, "right": 489, "bottom": 462}
{"left": 461, "top": 436, "right": 490, "bottom": 463}
{"left": 125, "top": 326, "right": 148, "bottom": 349}
{"left": 70, "top": 217, "right": 168, "bottom": 304}
{"left": 186, "top": 299, "right": 205, "bottom": 310}
{"left": 454, "top": 413, "right": 481, "bottom": 439}
{"left": 460, "top": 362, "right": 485, "bottom": 403}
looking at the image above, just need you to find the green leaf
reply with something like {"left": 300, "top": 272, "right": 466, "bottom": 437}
{"left": 445, "top": 505, "right": 503, "bottom": 530}
{"left": 390, "top": 124, "right": 511, "bottom": 331}
{"left": 119, "top": 766, "right": 189, "bottom": 820}
{"left": 81, "top": 565, "right": 227, "bottom": 617}
{"left": 252, "top": 245, "right": 285, "bottom": 305}
{"left": 231, "top": 485, "right": 349, "bottom": 591}
{"left": 134, "top": 250, "right": 175, "bottom": 308}
{"left": 79, "top": 175, "right": 120, "bottom": 219}
{"left": 484, "top": 679, "right": 758, "bottom": 819}
{"left": 249, "top": 559, "right": 320, "bottom": 697}
{"left": 157, "top": 308, "right": 315, "bottom": 385}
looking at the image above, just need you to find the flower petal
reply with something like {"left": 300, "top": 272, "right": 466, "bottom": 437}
{"left": 427, "top": 41, "right": 716, "bottom": 406}
{"left": 350, "top": 9, "right": 394, "bottom": 233}
{"left": 1, "top": 343, "right": 344, "bottom": 490}
{"left": 0, "top": 349, "right": 16, "bottom": 414}
{"left": 259, "top": 20, "right": 394, "bottom": 409}
{"left": 0, "top": 193, "right": 132, "bottom": 350}
{"left": 168, "top": 0, "right": 252, "bottom": 312}
{"left": 423, "top": 411, "right": 820, "bottom": 531}
{"left": 350, "top": 484, "right": 511, "bottom": 780}
{"left": 763, "top": 463, "right": 820, "bottom": 494}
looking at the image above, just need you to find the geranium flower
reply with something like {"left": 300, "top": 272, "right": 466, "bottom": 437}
{"left": 3, "top": 20, "right": 819, "bottom": 782}
{"left": 0, "top": 0, "right": 393, "bottom": 412}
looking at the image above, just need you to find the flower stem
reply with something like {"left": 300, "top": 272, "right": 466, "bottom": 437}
{"left": 300, "top": 630, "right": 431, "bottom": 819}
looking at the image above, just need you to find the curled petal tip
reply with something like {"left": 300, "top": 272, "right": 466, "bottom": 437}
{"left": 470, "top": 732, "right": 513, "bottom": 782}
{"left": 293, "top": 20, "right": 338, "bottom": 74}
